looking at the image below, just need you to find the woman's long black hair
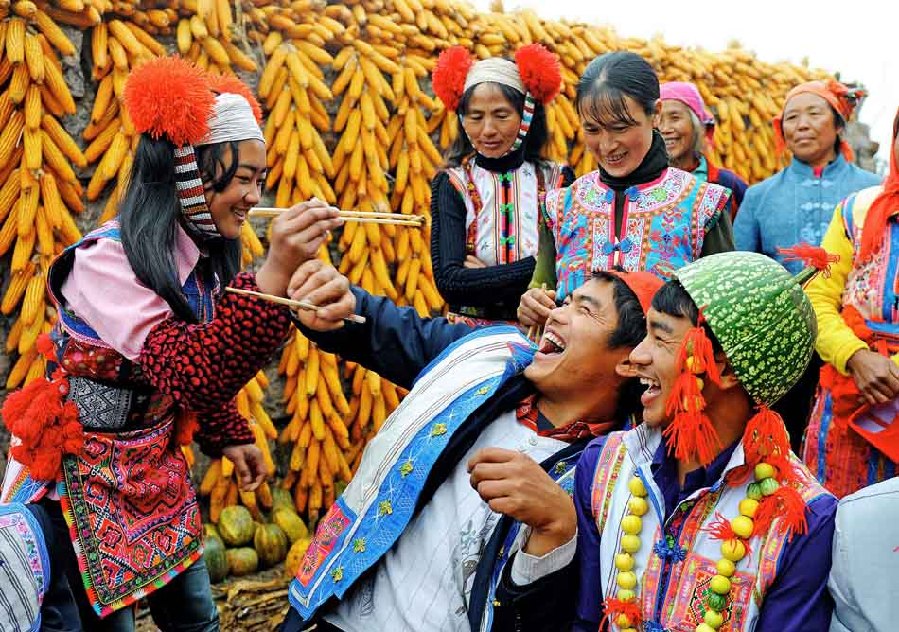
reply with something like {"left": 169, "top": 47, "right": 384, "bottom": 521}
{"left": 119, "top": 135, "right": 242, "bottom": 323}
{"left": 444, "top": 82, "right": 549, "bottom": 167}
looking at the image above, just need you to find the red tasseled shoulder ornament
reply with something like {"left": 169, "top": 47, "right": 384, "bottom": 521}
{"left": 752, "top": 483, "right": 809, "bottom": 541}
{"left": 432, "top": 46, "right": 474, "bottom": 112}
{"left": 514, "top": 43, "right": 562, "bottom": 104}
{"left": 207, "top": 74, "right": 263, "bottom": 123}
{"left": 124, "top": 56, "right": 215, "bottom": 148}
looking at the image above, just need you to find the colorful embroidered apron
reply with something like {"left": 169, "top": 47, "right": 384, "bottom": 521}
{"left": 445, "top": 158, "right": 564, "bottom": 322}
{"left": 2, "top": 224, "right": 216, "bottom": 617}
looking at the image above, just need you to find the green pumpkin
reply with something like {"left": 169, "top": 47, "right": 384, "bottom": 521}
{"left": 218, "top": 505, "right": 255, "bottom": 547}
{"left": 254, "top": 523, "right": 290, "bottom": 569}
{"left": 271, "top": 487, "right": 295, "bottom": 513}
{"left": 273, "top": 508, "right": 309, "bottom": 543}
{"left": 226, "top": 547, "right": 259, "bottom": 576}
{"left": 204, "top": 523, "right": 221, "bottom": 540}
{"left": 203, "top": 534, "right": 228, "bottom": 584}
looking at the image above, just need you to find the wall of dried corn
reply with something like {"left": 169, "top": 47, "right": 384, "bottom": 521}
{"left": 0, "top": 0, "right": 840, "bottom": 524}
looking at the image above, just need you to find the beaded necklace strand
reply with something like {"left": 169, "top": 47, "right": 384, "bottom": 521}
{"left": 608, "top": 461, "right": 781, "bottom": 632}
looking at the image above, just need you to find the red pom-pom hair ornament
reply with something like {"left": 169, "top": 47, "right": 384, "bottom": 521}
{"left": 515, "top": 43, "right": 562, "bottom": 104}
{"left": 206, "top": 73, "right": 263, "bottom": 123}
{"left": 433, "top": 46, "right": 474, "bottom": 112}
{"left": 123, "top": 56, "right": 215, "bottom": 148}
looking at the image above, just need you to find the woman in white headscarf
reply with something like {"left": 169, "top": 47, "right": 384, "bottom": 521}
{"left": 430, "top": 44, "right": 571, "bottom": 325}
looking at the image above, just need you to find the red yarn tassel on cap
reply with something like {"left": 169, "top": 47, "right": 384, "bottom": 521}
{"left": 742, "top": 406, "right": 791, "bottom": 470}
{"left": 663, "top": 325, "right": 722, "bottom": 466}
{"left": 778, "top": 243, "right": 840, "bottom": 277}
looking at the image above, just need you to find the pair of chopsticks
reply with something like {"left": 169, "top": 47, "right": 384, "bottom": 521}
{"left": 226, "top": 287, "right": 366, "bottom": 324}
{"left": 248, "top": 207, "right": 425, "bottom": 227}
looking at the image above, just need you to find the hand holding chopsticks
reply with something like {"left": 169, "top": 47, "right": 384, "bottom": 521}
{"left": 249, "top": 207, "right": 426, "bottom": 227}
{"left": 225, "top": 287, "right": 366, "bottom": 324}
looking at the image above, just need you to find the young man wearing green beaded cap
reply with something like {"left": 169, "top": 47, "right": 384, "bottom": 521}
{"left": 507, "top": 250, "right": 838, "bottom": 631}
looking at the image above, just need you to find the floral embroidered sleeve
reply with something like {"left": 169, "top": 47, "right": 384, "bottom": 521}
{"left": 194, "top": 400, "right": 254, "bottom": 456}
{"left": 138, "top": 272, "right": 292, "bottom": 414}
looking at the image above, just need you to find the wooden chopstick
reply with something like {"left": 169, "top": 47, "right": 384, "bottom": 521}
{"left": 248, "top": 207, "right": 425, "bottom": 226}
{"left": 225, "top": 287, "right": 366, "bottom": 324}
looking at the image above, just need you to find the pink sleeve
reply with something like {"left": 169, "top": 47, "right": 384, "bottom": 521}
{"left": 60, "top": 238, "right": 175, "bottom": 361}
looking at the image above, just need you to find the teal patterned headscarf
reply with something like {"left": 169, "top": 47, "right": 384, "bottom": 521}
{"left": 675, "top": 251, "right": 818, "bottom": 406}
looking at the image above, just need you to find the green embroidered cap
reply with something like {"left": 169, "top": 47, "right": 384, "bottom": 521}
{"left": 674, "top": 251, "right": 818, "bottom": 406}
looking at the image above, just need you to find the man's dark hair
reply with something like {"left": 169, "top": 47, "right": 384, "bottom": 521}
{"left": 651, "top": 279, "right": 723, "bottom": 353}
{"left": 590, "top": 269, "right": 648, "bottom": 421}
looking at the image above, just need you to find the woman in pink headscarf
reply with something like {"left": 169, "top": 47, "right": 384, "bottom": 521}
{"left": 658, "top": 81, "right": 748, "bottom": 217}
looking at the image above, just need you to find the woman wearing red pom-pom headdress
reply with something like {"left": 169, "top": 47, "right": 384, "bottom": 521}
{"left": 430, "top": 44, "right": 572, "bottom": 326}
{"left": 1, "top": 57, "right": 342, "bottom": 630}
{"left": 517, "top": 52, "right": 736, "bottom": 332}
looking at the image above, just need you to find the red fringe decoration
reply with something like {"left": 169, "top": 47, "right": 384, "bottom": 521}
{"left": 704, "top": 512, "right": 753, "bottom": 557}
{"left": 36, "top": 332, "right": 55, "bottom": 361}
{"left": 206, "top": 74, "right": 263, "bottom": 123}
{"left": 741, "top": 406, "right": 791, "bottom": 470}
{"left": 704, "top": 511, "right": 737, "bottom": 541}
{"left": 778, "top": 243, "right": 840, "bottom": 277}
{"left": 663, "top": 325, "right": 722, "bottom": 466}
{"left": 173, "top": 411, "right": 199, "bottom": 447}
{"left": 678, "top": 325, "right": 722, "bottom": 384}
{"left": 2, "top": 376, "right": 83, "bottom": 481}
{"left": 432, "top": 46, "right": 473, "bottom": 112}
{"left": 514, "top": 44, "right": 562, "bottom": 104}
{"left": 124, "top": 56, "right": 215, "bottom": 148}
{"left": 600, "top": 598, "right": 642, "bottom": 631}
{"left": 752, "top": 485, "right": 809, "bottom": 541}
{"left": 663, "top": 407, "right": 721, "bottom": 466}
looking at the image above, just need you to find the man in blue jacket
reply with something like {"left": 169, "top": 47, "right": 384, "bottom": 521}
{"left": 279, "top": 259, "right": 662, "bottom": 632}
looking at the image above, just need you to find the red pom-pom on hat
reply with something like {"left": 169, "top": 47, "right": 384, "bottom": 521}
{"left": 515, "top": 43, "right": 562, "bottom": 104}
{"left": 433, "top": 46, "right": 474, "bottom": 112}
{"left": 206, "top": 74, "right": 263, "bottom": 123}
{"left": 124, "top": 56, "right": 215, "bottom": 148}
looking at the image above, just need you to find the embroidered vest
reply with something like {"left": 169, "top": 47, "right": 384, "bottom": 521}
{"left": 545, "top": 168, "right": 729, "bottom": 300}
{"left": 590, "top": 427, "right": 829, "bottom": 631}
{"left": 446, "top": 159, "right": 564, "bottom": 266}
{"left": 840, "top": 186, "right": 899, "bottom": 329}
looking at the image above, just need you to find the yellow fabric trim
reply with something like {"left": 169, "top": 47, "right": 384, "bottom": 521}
{"left": 806, "top": 200, "right": 867, "bottom": 374}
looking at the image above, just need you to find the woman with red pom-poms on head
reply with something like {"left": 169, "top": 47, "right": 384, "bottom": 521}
{"left": 430, "top": 44, "right": 572, "bottom": 326}
{"left": 0, "top": 57, "right": 342, "bottom": 631}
